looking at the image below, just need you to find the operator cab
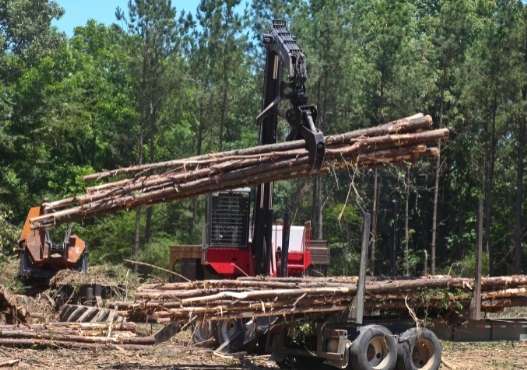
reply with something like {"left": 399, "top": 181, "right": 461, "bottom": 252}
{"left": 202, "top": 188, "right": 313, "bottom": 278}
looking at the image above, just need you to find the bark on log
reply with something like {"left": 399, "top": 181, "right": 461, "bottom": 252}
{"left": 83, "top": 113, "right": 430, "bottom": 182}
{"left": 32, "top": 114, "right": 445, "bottom": 229}
{"left": 113, "top": 275, "right": 527, "bottom": 325}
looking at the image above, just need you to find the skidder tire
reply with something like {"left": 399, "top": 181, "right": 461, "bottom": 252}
{"left": 396, "top": 328, "right": 441, "bottom": 370}
{"left": 349, "top": 324, "right": 397, "bottom": 370}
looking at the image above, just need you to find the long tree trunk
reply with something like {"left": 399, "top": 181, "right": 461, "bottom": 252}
{"left": 484, "top": 99, "right": 497, "bottom": 275}
{"left": 431, "top": 142, "right": 441, "bottom": 275}
{"left": 218, "top": 45, "right": 229, "bottom": 152}
{"left": 134, "top": 128, "right": 144, "bottom": 262}
{"left": 370, "top": 170, "right": 380, "bottom": 275}
{"left": 404, "top": 166, "right": 411, "bottom": 277}
{"left": 312, "top": 176, "right": 323, "bottom": 240}
{"left": 513, "top": 116, "right": 526, "bottom": 273}
{"left": 191, "top": 101, "right": 205, "bottom": 236}
{"left": 33, "top": 115, "right": 444, "bottom": 228}
{"left": 144, "top": 136, "right": 156, "bottom": 244}
{"left": 431, "top": 83, "right": 445, "bottom": 275}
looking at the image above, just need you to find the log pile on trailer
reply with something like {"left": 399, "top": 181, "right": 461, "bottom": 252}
{"left": 30, "top": 113, "right": 446, "bottom": 229}
{"left": 111, "top": 275, "right": 527, "bottom": 324}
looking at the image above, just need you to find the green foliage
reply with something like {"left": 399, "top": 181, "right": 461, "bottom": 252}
{"left": 137, "top": 234, "right": 174, "bottom": 269}
{"left": 0, "top": 0, "right": 526, "bottom": 277}
{"left": 0, "top": 209, "right": 18, "bottom": 256}
{"left": 441, "top": 251, "right": 490, "bottom": 278}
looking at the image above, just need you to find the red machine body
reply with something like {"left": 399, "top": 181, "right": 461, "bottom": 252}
{"left": 203, "top": 222, "right": 314, "bottom": 279}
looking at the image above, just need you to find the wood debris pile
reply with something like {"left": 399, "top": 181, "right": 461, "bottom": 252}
{"left": 111, "top": 275, "right": 527, "bottom": 324}
{"left": 0, "top": 321, "right": 153, "bottom": 349}
{"left": 0, "top": 286, "right": 29, "bottom": 324}
{"left": 30, "top": 113, "right": 447, "bottom": 228}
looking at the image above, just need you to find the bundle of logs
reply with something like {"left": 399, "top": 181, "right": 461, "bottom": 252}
{"left": 111, "top": 275, "right": 527, "bottom": 324}
{"left": 0, "top": 321, "right": 154, "bottom": 349}
{"left": 30, "top": 113, "right": 447, "bottom": 229}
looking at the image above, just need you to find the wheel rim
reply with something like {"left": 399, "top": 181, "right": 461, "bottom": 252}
{"left": 194, "top": 321, "right": 214, "bottom": 342}
{"left": 219, "top": 319, "right": 242, "bottom": 342}
{"left": 412, "top": 337, "right": 436, "bottom": 370}
{"left": 366, "top": 335, "right": 390, "bottom": 369}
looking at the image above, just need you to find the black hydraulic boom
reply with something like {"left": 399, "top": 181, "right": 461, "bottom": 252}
{"left": 253, "top": 20, "right": 325, "bottom": 275}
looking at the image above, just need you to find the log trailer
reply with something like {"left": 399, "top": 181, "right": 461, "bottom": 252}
{"left": 16, "top": 20, "right": 443, "bottom": 370}
{"left": 176, "top": 21, "right": 443, "bottom": 370}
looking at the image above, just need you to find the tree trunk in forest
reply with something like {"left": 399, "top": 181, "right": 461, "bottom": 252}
{"left": 144, "top": 138, "right": 156, "bottom": 244}
{"left": 370, "top": 170, "right": 380, "bottom": 275}
{"left": 431, "top": 142, "right": 441, "bottom": 275}
{"left": 484, "top": 100, "right": 497, "bottom": 275}
{"left": 133, "top": 118, "right": 144, "bottom": 263}
{"left": 191, "top": 104, "right": 205, "bottom": 236}
{"left": 404, "top": 166, "right": 411, "bottom": 276}
{"left": 219, "top": 78, "right": 227, "bottom": 151}
{"left": 513, "top": 116, "right": 525, "bottom": 273}
{"left": 312, "top": 176, "right": 323, "bottom": 240}
{"left": 219, "top": 44, "right": 229, "bottom": 152}
{"left": 431, "top": 84, "right": 445, "bottom": 276}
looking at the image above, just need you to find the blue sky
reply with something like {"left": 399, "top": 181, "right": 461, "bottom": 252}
{"left": 53, "top": 0, "right": 202, "bottom": 36}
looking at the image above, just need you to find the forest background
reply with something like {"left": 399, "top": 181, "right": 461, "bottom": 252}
{"left": 0, "top": 0, "right": 526, "bottom": 277}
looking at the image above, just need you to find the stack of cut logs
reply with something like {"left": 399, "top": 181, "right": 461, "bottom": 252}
{"left": 30, "top": 113, "right": 447, "bottom": 229}
{"left": 111, "top": 275, "right": 527, "bottom": 323}
{"left": 0, "top": 321, "right": 153, "bottom": 349}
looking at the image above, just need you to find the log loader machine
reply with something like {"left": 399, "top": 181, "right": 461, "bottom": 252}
{"left": 170, "top": 19, "right": 331, "bottom": 280}
{"left": 17, "top": 19, "right": 325, "bottom": 282}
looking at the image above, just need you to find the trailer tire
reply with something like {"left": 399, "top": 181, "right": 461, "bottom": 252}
{"left": 396, "top": 328, "right": 441, "bottom": 370}
{"left": 215, "top": 319, "right": 245, "bottom": 352}
{"left": 349, "top": 324, "right": 397, "bottom": 370}
{"left": 192, "top": 321, "right": 216, "bottom": 346}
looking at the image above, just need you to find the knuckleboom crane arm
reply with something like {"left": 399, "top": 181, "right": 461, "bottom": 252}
{"left": 253, "top": 20, "right": 325, "bottom": 275}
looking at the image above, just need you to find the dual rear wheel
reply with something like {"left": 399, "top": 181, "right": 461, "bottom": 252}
{"left": 396, "top": 328, "right": 441, "bottom": 370}
{"left": 349, "top": 325, "right": 397, "bottom": 370}
{"left": 192, "top": 319, "right": 245, "bottom": 351}
{"left": 193, "top": 321, "right": 441, "bottom": 370}
{"left": 349, "top": 325, "right": 441, "bottom": 370}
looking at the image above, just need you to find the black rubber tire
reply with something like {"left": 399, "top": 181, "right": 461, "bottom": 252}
{"left": 396, "top": 328, "right": 441, "bottom": 370}
{"left": 349, "top": 324, "right": 397, "bottom": 370}
{"left": 76, "top": 251, "right": 88, "bottom": 273}
{"left": 215, "top": 319, "right": 245, "bottom": 352}
{"left": 18, "top": 249, "right": 31, "bottom": 278}
{"left": 192, "top": 320, "right": 216, "bottom": 346}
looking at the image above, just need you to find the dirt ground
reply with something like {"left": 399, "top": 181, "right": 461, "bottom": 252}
{"left": 441, "top": 341, "right": 527, "bottom": 370}
{"left": 0, "top": 340, "right": 524, "bottom": 369}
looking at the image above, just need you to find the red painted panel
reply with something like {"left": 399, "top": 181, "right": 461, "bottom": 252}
{"left": 206, "top": 247, "right": 253, "bottom": 278}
